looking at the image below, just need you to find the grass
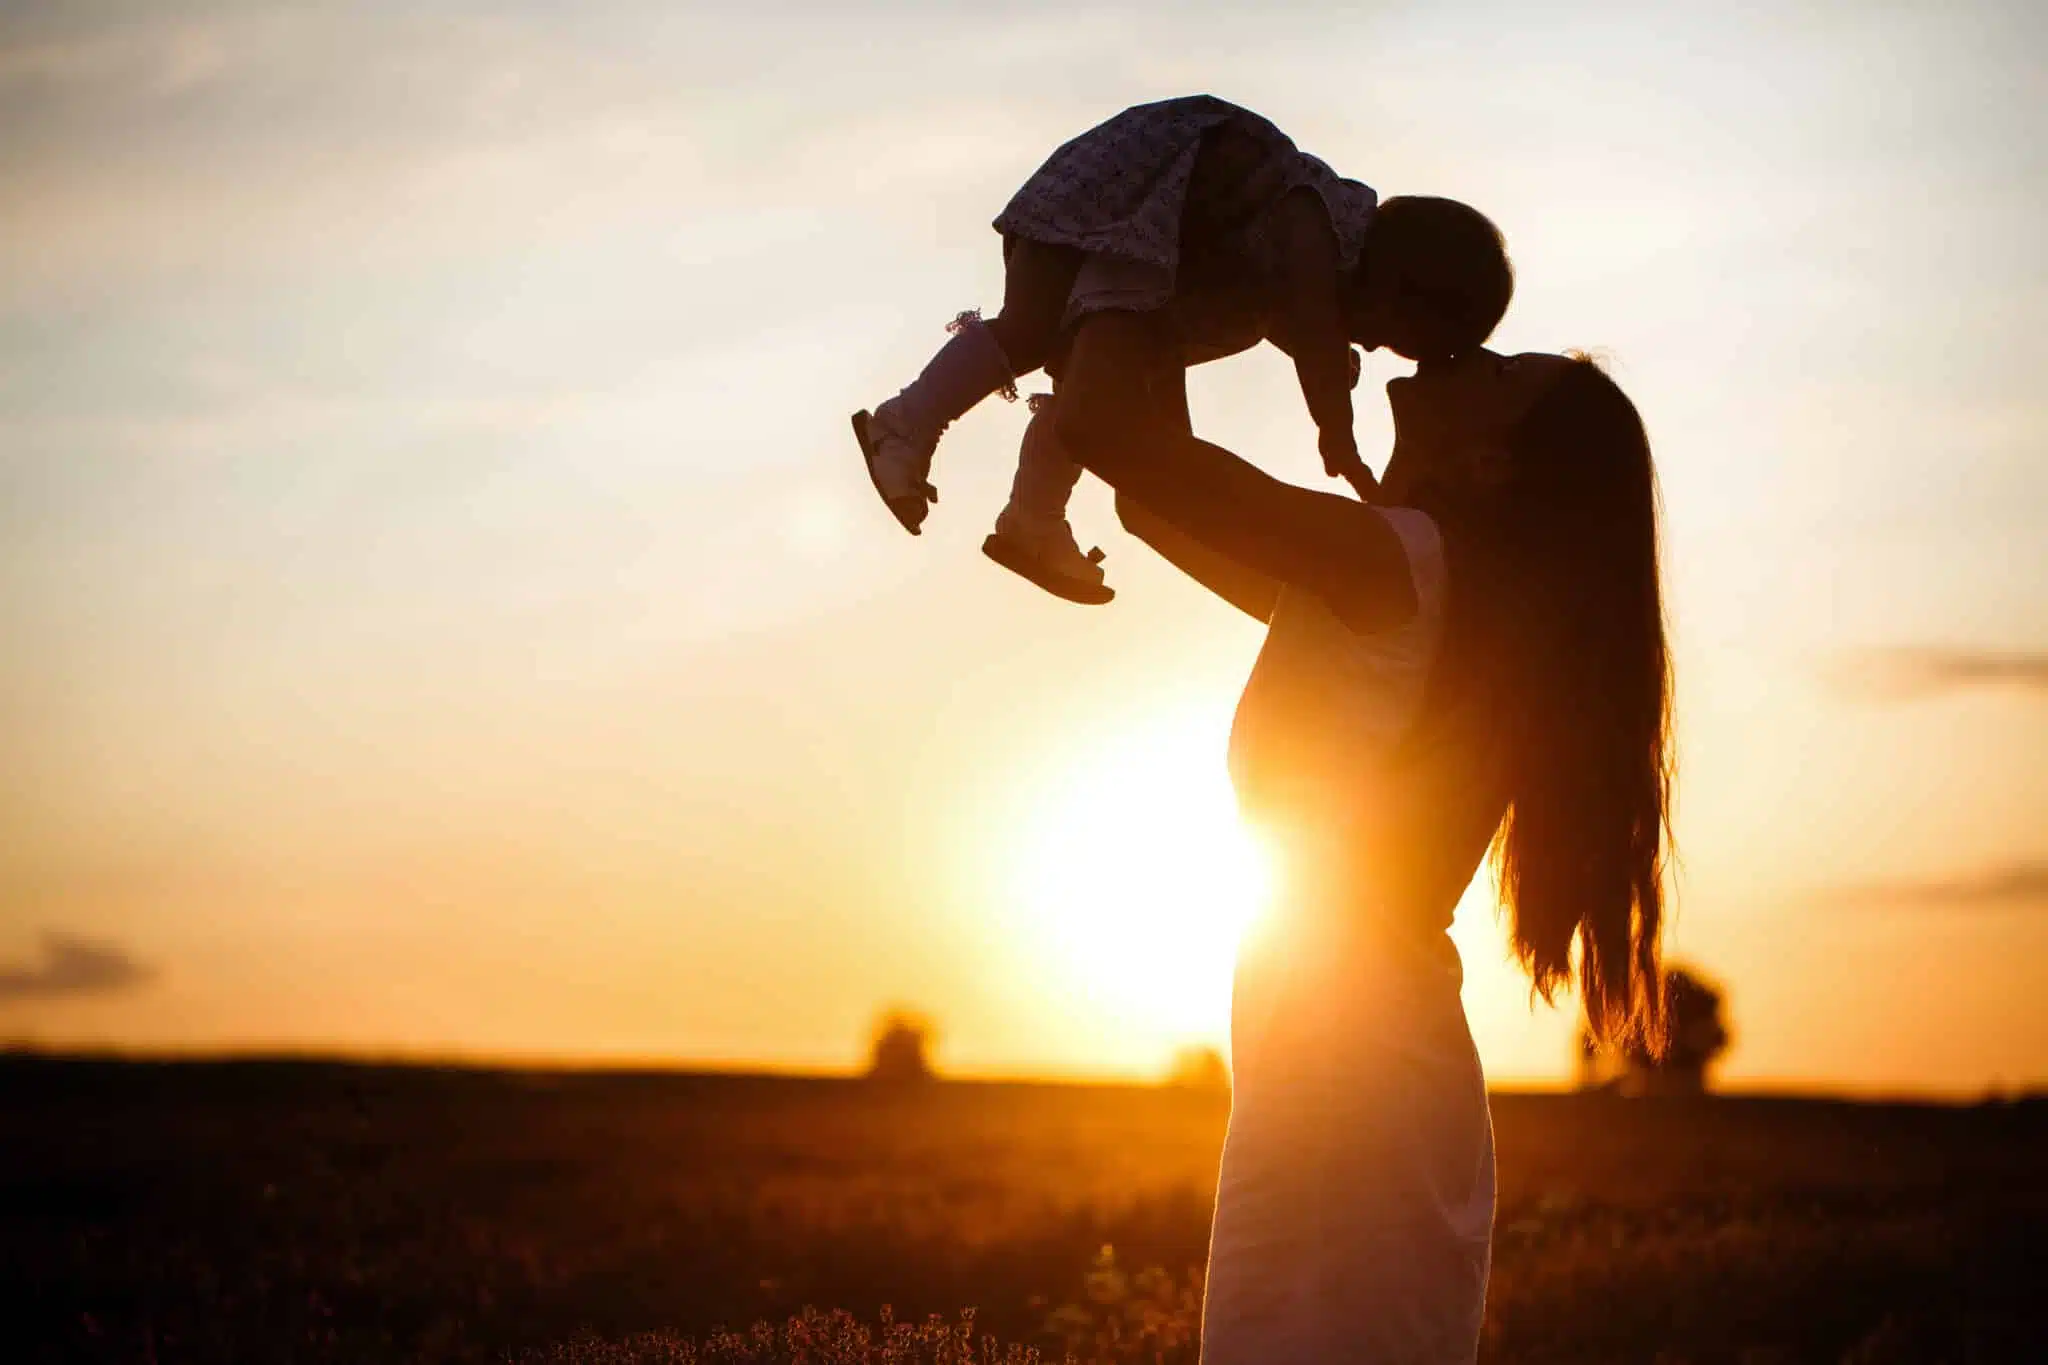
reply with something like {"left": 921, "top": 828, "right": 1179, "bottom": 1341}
{"left": 2, "top": 1056, "right": 2041, "bottom": 1362}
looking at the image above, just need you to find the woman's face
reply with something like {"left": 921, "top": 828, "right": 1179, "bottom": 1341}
{"left": 1380, "top": 349, "right": 1577, "bottom": 502}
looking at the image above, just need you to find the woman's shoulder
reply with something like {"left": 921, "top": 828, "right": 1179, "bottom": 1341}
{"left": 1355, "top": 505, "right": 1448, "bottom": 634}
{"left": 1267, "top": 503, "right": 1446, "bottom": 643}
{"left": 1370, "top": 505, "right": 1446, "bottom": 578}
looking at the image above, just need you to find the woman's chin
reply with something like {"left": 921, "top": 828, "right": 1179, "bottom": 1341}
{"left": 1384, "top": 375, "right": 1413, "bottom": 420}
{"left": 1380, "top": 443, "right": 1424, "bottom": 495}
{"left": 1385, "top": 377, "right": 1423, "bottom": 448}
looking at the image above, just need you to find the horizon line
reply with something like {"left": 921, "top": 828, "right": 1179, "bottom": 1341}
{"left": 4, "top": 1041, "right": 2038, "bottom": 1107}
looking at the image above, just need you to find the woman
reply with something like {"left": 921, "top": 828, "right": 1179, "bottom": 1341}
{"left": 1045, "top": 321, "right": 1673, "bottom": 1361}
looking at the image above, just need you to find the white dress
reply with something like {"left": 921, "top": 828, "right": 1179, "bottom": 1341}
{"left": 1203, "top": 507, "right": 1498, "bottom": 1365}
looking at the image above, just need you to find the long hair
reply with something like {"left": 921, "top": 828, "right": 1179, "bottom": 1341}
{"left": 1433, "top": 359, "right": 1674, "bottom": 1049}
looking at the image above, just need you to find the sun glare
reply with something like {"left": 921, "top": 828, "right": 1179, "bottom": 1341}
{"left": 1003, "top": 711, "right": 1275, "bottom": 1047}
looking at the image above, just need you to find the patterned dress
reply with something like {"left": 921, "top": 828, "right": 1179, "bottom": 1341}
{"left": 992, "top": 95, "right": 1379, "bottom": 352}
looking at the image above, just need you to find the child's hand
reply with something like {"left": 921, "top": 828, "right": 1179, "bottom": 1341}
{"left": 1320, "top": 429, "right": 1378, "bottom": 502}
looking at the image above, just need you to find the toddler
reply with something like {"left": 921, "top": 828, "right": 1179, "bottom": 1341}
{"left": 852, "top": 95, "right": 1512, "bottom": 603}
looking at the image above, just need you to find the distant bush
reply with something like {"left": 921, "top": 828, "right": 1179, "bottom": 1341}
{"left": 1578, "top": 963, "right": 1732, "bottom": 1095}
{"left": 866, "top": 1009, "right": 936, "bottom": 1083}
{"left": 1163, "top": 1046, "right": 1229, "bottom": 1092}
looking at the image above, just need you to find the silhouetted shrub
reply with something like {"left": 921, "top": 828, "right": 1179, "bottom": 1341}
{"left": 1578, "top": 964, "right": 1731, "bottom": 1095}
{"left": 1164, "top": 1046, "right": 1229, "bottom": 1092}
{"left": 866, "top": 1009, "right": 936, "bottom": 1083}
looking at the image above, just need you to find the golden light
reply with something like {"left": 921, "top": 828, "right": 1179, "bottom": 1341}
{"left": 1002, "top": 708, "right": 1276, "bottom": 1046}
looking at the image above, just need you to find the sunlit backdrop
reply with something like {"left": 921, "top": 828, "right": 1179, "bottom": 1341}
{"left": 2, "top": 0, "right": 2043, "bottom": 1094}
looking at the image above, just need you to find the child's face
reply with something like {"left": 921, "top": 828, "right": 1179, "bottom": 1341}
{"left": 1344, "top": 260, "right": 1466, "bottom": 362}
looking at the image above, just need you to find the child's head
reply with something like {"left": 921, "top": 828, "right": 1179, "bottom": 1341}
{"left": 1349, "top": 196, "right": 1513, "bottom": 362}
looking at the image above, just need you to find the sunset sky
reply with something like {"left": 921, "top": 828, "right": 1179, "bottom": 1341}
{"left": 3, "top": 0, "right": 2043, "bottom": 1095}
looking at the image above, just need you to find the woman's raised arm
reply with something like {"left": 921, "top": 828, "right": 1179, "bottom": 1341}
{"left": 1115, "top": 489, "right": 1280, "bottom": 623}
{"left": 1056, "top": 311, "right": 1417, "bottom": 634}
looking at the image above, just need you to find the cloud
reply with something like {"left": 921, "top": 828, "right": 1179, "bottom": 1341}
{"left": 0, "top": 931, "right": 154, "bottom": 1000}
{"left": 1829, "top": 647, "right": 2048, "bottom": 702}
{"left": 1826, "top": 862, "right": 2048, "bottom": 912}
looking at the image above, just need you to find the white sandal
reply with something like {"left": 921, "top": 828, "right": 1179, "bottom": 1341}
{"left": 851, "top": 400, "right": 936, "bottom": 535}
{"left": 982, "top": 509, "right": 1114, "bottom": 606}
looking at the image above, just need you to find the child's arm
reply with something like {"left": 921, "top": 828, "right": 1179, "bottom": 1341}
{"left": 1266, "top": 187, "right": 1377, "bottom": 502}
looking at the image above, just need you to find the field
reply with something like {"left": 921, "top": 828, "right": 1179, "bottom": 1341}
{"left": 3, "top": 1058, "right": 2041, "bottom": 1363}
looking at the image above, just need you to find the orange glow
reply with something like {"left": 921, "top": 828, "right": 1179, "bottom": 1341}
{"left": 2, "top": 6, "right": 2043, "bottom": 1099}
{"left": 999, "top": 711, "right": 1275, "bottom": 1046}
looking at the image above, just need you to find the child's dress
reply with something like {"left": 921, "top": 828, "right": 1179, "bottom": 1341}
{"left": 993, "top": 95, "right": 1379, "bottom": 351}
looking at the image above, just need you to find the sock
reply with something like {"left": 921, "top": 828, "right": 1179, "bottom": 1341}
{"left": 1007, "top": 394, "right": 1082, "bottom": 520}
{"left": 890, "top": 312, "right": 1017, "bottom": 450}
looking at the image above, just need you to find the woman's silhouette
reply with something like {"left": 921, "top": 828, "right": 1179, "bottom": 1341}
{"left": 1042, "top": 325, "right": 1673, "bottom": 1362}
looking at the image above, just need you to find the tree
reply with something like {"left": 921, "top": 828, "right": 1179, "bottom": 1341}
{"left": 864, "top": 1008, "right": 936, "bottom": 1083}
{"left": 1165, "top": 1045, "right": 1231, "bottom": 1091}
{"left": 1577, "top": 964, "right": 1732, "bottom": 1096}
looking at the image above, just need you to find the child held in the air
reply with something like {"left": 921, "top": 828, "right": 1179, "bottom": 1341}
{"left": 852, "top": 94, "right": 1513, "bottom": 604}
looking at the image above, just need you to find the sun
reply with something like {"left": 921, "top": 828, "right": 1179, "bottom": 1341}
{"left": 1001, "top": 708, "right": 1276, "bottom": 1049}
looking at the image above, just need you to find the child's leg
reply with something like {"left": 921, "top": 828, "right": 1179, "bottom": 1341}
{"left": 984, "top": 392, "right": 1111, "bottom": 604}
{"left": 889, "top": 237, "right": 1078, "bottom": 441}
{"left": 981, "top": 309, "right": 1195, "bottom": 606}
{"left": 856, "top": 240, "right": 1079, "bottom": 534}
{"left": 1001, "top": 354, "right": 1196, "bottom": 530}
{"left": 1051, "top": 310, "right": 1198, "bottom": 499}
{"left": 1003, "top": 394, "right": 1085, "bottom": 524}
{"left": 984, "top": 238, "right": 1082, "bottom": 378}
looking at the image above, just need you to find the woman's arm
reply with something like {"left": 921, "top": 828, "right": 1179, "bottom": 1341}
{"left": 1109, "top": 360, "right": 1278, "bottom": 622}
{"left": 1115, "top": 488, "right": 1280, "bottom": 623}
{"left": 1056, "top": 311, "right": 1416, "bottom": 634}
